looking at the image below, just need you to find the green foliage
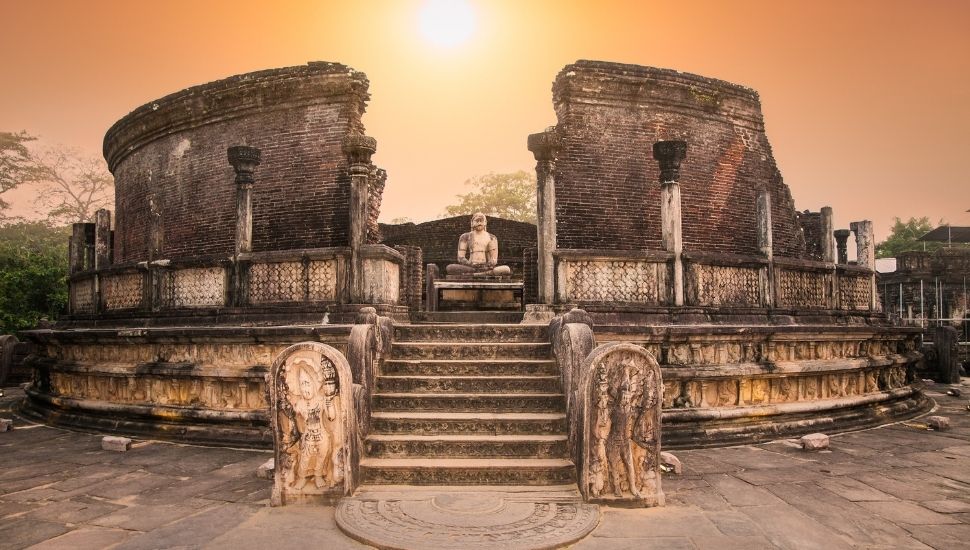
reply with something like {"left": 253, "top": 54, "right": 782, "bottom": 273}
{"left": 875, "top": 216, "right": 943, "bottom": 258}
{"left": 443, "top": 171, "right": 537, "bottom": 224}
{"left": 0, "top": 221, "right": 69, "bottom": 334}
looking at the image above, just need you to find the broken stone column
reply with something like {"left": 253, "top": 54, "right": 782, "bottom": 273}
{"left": 343, "top": 135, "right": 377, "bottom": 304}
{"left": 820, "top": 206, "right": 835, "bottom": 263}
{"left": 94, "top": 209, "right": 112, "bottom": 269}
{"left": 69, "top": 223, "right": 88, "bottom": 274}
{"left": 834, "top": 229, "right": 851, "bottom": 265}
{"left": 652, "top": 141, "right": 687, "bottom": 307}
{"left": 528, "top": 128, "right": 560, "bottom": 304}
{"left": 756, "top": 186, "right": 774, "bottom": 307}
{"left": 850, "top": 220, "right": 877, "bottom": 310}
{"left": 228, "top": 146, "right": 261, "bottom": 256}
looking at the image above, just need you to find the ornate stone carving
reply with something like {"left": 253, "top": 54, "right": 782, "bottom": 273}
{"left": 308, "top": 260, "right": 337, "bottom": 301}
{"left": 686, "top": 264, "right": 762, "bottom": 307}
{"left": 101, "top": 272, "right": 144, "bottom": 310}
{"left": 160, "top": 267, "right": 226, "bottom": 308}
{"left": 270, "top": 342, "right": 356, "bottom": 505}
{"left": 581, "top": 343, "right": 664, "bottom": 506}
{"left": 561, "top": 260, "right": 666, "bottom": 304}
{"left": 777, "top": 269, "right": 830, "bottom": 309}
{"left": 48, "top": 372, "right": 266, "bottom": 410}
{"left": 839, "top": 274, "right": 871, "bottom": 311}
{"left": 250, "top": 261, "right": 304, "bottom": 303}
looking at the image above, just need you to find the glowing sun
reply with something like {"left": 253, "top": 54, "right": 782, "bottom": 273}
{"left": 417, "top": 0, "right": 476, "bottom": 48}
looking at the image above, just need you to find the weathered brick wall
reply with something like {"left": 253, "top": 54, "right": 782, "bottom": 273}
{"left": 105, "top": 62, "right": 377, "bottom": 263}
{"left": 380, "top": 215, "right": 537, "bottom": 275}
{"left": 550, "top": 60, "right": 806, "bottom": 259}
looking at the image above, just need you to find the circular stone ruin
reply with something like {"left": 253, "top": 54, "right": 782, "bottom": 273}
{"left": 19, "top": 60, "right": 927, "bottom": 453}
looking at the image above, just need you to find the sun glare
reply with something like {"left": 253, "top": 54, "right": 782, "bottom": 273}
{"left": 418, "top": 0, "right": 476, "bottom": 48}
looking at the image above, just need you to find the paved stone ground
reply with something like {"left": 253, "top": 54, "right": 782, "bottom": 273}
{"left": 3, "top": 382, "right": 970, "bottom": 549}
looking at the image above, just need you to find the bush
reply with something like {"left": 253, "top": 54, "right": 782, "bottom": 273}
{"left": 0, "top": 222, "right": 68, "bottom": 333}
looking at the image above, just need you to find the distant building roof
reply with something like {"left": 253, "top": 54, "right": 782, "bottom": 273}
{"left": 918, "top": 225, "right": 970, "bottom": 243}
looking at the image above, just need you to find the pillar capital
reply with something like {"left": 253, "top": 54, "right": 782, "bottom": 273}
{"left": 342, "top": 134, "right": 377, "bottom": 168}
{"left": 527, "top": 128, "right": 560, "bottom": 162}
{"left": 227, "top": 146, "right": 261, "bottom": 185}
{"left": 652, "top": 140, "right": 688, "bottom": 183}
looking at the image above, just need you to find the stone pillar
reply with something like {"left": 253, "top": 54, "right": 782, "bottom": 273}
{"left": 228, "top": 146, "right": 262, "bottom": 257}
{"left": 652, "top": 140, "right": 687, "bottom": 306}
{"left": 820, "top": 206, "right": 835, "bottom": 263}
{"left": 94, "top": 209, "right": 112, "bottom": 269}
{"left": 850, "top": 220, "right": 877, "bottom": 310}
{"left": 343, "top": 135, "right": 377, "bottom": 303}
{"left": 528, "top": 129, "right": 560, "bottom": 304}
{"left": 69, "top": 223, "right": 87, "bottom": 274}
{"left": 756, "top": 187, "right": 774, "bottom": 307}
{"left": 834, "top": 229, "right": 851, "bottom": 265}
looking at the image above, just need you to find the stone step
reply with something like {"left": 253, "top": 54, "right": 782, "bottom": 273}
{"left": 410, "top": 311, "right": 524, "bottom": 324}
{"left": 364, "top": 434, "right": 568, "bottom": 459}
{"left": 370, "top": 411, "right": 568, "bottom": 435}
{"left": 373, "top": 392, "right": 565, "bottom": 413}
{"left": 394, "top": 324, "right": 548, "bottom": 343}
{"left": 376, "top": 375, "right": 561, "bottom": 394}
{"left": 390, "top": 342, "right": 551, "bottom": 360}
{"left": 383, "top": 359, "right": 559, "bottom": 376}
{"left": 359, "top": 458, "right": 576, "bottom": 485}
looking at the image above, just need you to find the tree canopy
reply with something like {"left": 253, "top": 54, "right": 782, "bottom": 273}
{"left": 443, "top": 171, "right": 537, "bottom": 224}
{"left": 0, "top": 221, "right": 69, "bottom": 334}
{"left": 0, "top": 131, "right": 45, "bottom": 218}
{"left": 31, "top": 145, "right": 114, "bottom": 224}
{"left": 875, "top": 216, "right": 943, "bottom": 258}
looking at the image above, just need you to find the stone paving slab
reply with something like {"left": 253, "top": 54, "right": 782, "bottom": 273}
{"left": 4, "top": 383, "right": 970, "bottom": 549}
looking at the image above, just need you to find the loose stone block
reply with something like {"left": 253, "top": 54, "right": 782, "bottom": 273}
{"left": 256, "top": 458, "right": 275, "bottom": 479}
{"left": 800, "top": 433, "right": 830, "bottom": 451}
{"left": 0, "top": 418, "right": 12, "bottom": 432}
{"left": 102, "top": 436, "right": 132, "bottom": 452}
{"left": 660, "top": 451, "right": 683, "bottom": 475}
{"left": 926, "top": 416, "right": 950, "bottom": 431}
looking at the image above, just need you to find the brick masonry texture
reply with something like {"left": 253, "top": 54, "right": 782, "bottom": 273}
{"left": 104, "top": 62, "right": 378, "bottom": 263}
{"left": 551, "top": 60, "right": 807, "bottom": 258}
{"left": 380, "top": 215, "right": 537, "bottom": 276}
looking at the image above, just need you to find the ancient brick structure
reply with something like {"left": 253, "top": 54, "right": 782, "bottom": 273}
{"left": 105, "top": 62, "right": 373, "bottom": 263}
{"left": 548, "top": 61, "right": 805, "bottom": 257}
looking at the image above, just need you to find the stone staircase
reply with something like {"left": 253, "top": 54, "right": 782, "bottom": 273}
{"left": 359, "top": 323, "right": 576, "bottom": 485}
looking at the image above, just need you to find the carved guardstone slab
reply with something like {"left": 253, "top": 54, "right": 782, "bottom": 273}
{"left": 581, "top": 342, "right": 665, "bottom": 506}
{"left": 270, "top": 342, "right": 356, "bottom": 505}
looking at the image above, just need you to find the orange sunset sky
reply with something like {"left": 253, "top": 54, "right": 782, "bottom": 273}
{"left": 2, "top": 0, "right": 968, "bottom": 240}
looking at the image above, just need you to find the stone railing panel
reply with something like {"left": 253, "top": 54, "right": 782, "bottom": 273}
{"left": 70, "top": 276, "right": 97, "bottom": 314}
{"left": 250, "top": 261, "right": 305, "bottom": 304}
{"left": 559, "top": 257, "right": 669, "bottom": 305}
{"left": 776, "top": 268, "right": 832, "bottom": 309}
{"left": 101, "top": 272, "right": 145, "bottom": 311}
{"left": 160, "top": 267, "right": 226, "bottom": 309}
{"left": 685, "top": 263, "right": 762, "bottom": 307}
{"left": 839, "top": 272, "right": 872, "bottom": 311}
{"left": 308, "top": 259, "right": 338, "bottom": 301}
{"left": 362, "top": 258, "right": 400, "bottom": 305}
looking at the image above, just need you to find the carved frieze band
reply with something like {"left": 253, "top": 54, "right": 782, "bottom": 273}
{"left": 662, "top": 364, "right": 910, "bottom": 409}
{"left": 49, "top": 372, "right": 266, "bottom": 410}
{"left": 561, "top": 260, "right": 667, "bottom": 304}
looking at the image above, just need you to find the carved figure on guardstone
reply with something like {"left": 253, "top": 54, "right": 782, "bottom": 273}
{"left": 581, "top": 343, "right": 664, "bottom": 506}
{"left": 445, "top": 213, "right": 512, "bottom": 277}
{"left": 270, "top": 342, "right": 356, "bottom": 505}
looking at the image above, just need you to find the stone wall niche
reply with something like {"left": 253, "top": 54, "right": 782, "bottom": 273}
{"left": 580, "top": 342, "right": 664, "bottom": 506}
{"left": 270, "top": 342, "right": 357, "bottom": 505}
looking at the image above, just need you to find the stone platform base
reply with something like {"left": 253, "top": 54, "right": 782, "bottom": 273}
{"left": 335, "top": 486, "right": 599, "bottom": 550}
